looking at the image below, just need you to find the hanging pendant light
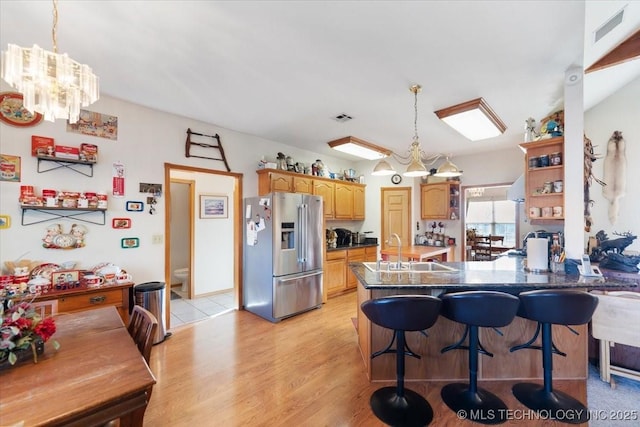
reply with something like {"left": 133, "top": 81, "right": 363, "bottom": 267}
{"left": 370, "top": 84, "right": 462, "bottom": 179}
{"left": 1, "top": 0, "right": 100, "bottom": 123}
{"left": 434, "top": 157, "right": 463, "bottom": 177}
{"left": 402, "top": 85, "right": 428, "bottom": 177}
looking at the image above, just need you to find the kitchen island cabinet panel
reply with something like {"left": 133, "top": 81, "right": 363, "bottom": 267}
{"left": 351, "top": 257, "right": 633, "bottom": 382}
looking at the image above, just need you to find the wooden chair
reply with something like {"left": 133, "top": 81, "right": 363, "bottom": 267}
{"left": 102, "top": 307, "right": 157, "bottom": 427}
{"left": 473, "top": 236, "right": 494, "bottom": 261}
{"left": 31, "top": 300, "right": 58, "bottom": 317}
{"left": 128, "top": 305, "right": 158, "bottom": 364}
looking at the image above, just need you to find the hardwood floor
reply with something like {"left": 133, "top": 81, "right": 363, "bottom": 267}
{"left": 144, "top": 291, "right": 587, "bottom": 426}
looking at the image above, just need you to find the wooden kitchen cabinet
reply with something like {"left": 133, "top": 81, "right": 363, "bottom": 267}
{"left": 312, "top": 179, "right": 335, "bottom": 219}
{"left": 346, "top": 248, "right": 366, "bottom": 289}
{"left": 258, "top": 170, "right": 293, "bottom": 194}
{"left": 421, "top": 182, "right": 460, "bottom": 220}
{"left": 257, "top": 169, "right": 366, "bottom": 220}
{"left": 334, "top": 183, "right": 354, "bottom": 219}
{"left": 353, "top": 186, "right": 365, "bottom": 219}
{"left": 520, "top": 137, "right": 564, "bottom": 223}
{"left": 325, "top": 245, "right": 378, "bottom": 297}
{"left": 325, "top": 250, "right": 347, "bottom": 297}
{"left": 36, "top": 283, "right": 132, "bottom": 323}
{"left": 293, "top": 176, "right": 313, "bottom": 194}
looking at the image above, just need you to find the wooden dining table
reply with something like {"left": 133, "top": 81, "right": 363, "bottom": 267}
{"left": 0, "top": 306, "right": 156, "bottom": 427}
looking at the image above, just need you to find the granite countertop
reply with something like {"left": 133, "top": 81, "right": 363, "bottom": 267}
{"left": 350, "top": 256, "right": 638, "bottom": 291}
{"left": 327, "top": 243, "right": 378, "bottom": 252}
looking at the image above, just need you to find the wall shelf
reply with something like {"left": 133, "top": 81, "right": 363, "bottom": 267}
{"left": 37, "top": 156, "right": 96, "bottom": 177}
{"left": 21, "top": 206, "right": 106, "bottom": 226}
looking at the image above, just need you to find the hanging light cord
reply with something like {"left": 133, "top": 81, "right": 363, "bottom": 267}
{"left": 52, "top": 0, "right": 58, "bottom": 53}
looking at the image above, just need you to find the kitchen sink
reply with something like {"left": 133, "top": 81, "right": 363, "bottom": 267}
{"left": 363, "top": 261, "right": 457, "bottom": 273}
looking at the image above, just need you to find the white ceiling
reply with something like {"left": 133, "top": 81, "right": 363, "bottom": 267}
{"left": 1, "top": 1, "right": 639, "bottom": 161}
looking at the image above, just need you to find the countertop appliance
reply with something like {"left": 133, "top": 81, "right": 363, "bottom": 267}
{"left": 334, "top": 228, "right": 352, "bottom": 246}
{"left": 243, "top": 192, "right": 323, "bottom": 322}
{"left": 523, "top": 230, "right": 564, "bottom": 255}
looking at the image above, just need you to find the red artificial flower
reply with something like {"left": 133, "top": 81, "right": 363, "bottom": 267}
{"left": 34, "top": 317, "right": 57, "bottom": 342}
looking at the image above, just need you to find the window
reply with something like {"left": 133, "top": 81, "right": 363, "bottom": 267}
{"left": 466, "top": 200, "right": 516, "bottom": 247}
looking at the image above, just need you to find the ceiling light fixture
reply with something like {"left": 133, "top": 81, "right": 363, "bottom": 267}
{"left": 0, "top": 0, "right": 99, "bottom": 123}
{"left": 434, "top": 97, "right": 506, "bottom": 141}
{"left": 328, "top": 136, "right": 391, "bottom": 160}
{"left": 371, "top": 84, "right": 462, "bottom": 178}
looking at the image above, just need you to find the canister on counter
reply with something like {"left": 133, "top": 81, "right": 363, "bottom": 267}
{"left": 550, "top": 152, "right": 562, "bottom": 166}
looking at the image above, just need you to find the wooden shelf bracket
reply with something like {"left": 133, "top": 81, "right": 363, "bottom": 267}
{"left": 185, "top": 128, "right": 231, "bottom": 171}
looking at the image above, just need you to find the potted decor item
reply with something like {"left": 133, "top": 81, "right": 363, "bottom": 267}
{"left": 0, "top": 299, "right": 58, "bottom": 369}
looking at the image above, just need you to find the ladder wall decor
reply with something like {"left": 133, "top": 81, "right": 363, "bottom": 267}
{"left": 184, "top": 128, "right": 231, "bottom": 171}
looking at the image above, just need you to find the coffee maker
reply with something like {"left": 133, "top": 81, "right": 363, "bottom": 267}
{"left": 334, "top": 228, "right": 352, "bottom": 246}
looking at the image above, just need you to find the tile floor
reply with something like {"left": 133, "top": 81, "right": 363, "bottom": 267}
{"left": 169, "top": 287, "right": 236, "bottom": 328}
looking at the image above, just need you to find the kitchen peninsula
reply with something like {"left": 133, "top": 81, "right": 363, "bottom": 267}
{"left": 351, "top": 257, "right": 636, "bottom": 383}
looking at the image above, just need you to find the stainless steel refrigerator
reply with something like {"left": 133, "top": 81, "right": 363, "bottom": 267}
{"left": 243, "top": 192, "right": 323, "bottom": 322}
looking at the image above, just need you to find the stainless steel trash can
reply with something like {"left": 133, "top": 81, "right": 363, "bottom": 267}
{"left": 134, "top": 281, "right": 167, "bottom": 344}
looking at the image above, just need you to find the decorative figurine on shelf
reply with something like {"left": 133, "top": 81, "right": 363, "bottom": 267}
{"left": 70, "top": 224, "right": 88, "bottom": 248}
{"left": 276, "top": 152, "right": 287, "bottom": 171}
{"left": 524, "top": 117, "right": 539, "bottom": 142}
{"left": 314, "top": 159, "right": 326, "bottom": 177}
{"left": 286, "top": 156, "right": 294, "bottom": 171}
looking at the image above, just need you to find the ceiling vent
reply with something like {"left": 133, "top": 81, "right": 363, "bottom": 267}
{"left": 594, "top": 7, "right": 625, "bottom": 43}
{"left": 332, "top": 113, "right": 353, "bottom": 123}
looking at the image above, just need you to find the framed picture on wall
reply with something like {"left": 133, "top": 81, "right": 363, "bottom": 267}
{"left": 125, "top": 201, "right": 144, "bottom": 212}
{"left": 121, "top": 237, "right": 140, "bottom": 249}
{"left": 112, "top": 218, "right": 131, "bottom": 229}
{"left": 200, "top": 194, "right": 228, "bottom": 219}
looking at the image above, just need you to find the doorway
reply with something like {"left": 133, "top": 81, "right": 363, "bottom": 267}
{"left": 380, "top": 186, "right": 411, "bottom": 251}
{"left": 461, "top": 184, "right": 518, "bottom": 261}
{"left": 163, "top": 163, "right": 243, "bottom": 329}
{"left": 169, "top": 179, "right": 194, "bottom": 300}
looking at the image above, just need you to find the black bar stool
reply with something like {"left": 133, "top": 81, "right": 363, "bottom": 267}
{"left": 361, "top": 295, "right": 441, "bottom": 427}
{"left": 510, "top": 289, "right": 599, "bottom": 424}
{"left": 439, "top": 291, "right": 520, "bottom": 425}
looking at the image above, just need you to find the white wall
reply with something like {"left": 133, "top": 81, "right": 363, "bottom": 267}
{"left": 584, "top": 76, "right": 640, "bottom": 254}
{"left": 0, "top": 83, "right": 355, "bottom": 285}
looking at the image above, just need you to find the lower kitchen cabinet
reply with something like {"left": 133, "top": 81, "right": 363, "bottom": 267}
{"left": 325, "top": 246, "right": 378, "bottom": 298}
{"left": 346, "top": 248, "right": 366, "bottom": 290}
{"left": 325, "top": 250, "right": 347, "bottom": 297}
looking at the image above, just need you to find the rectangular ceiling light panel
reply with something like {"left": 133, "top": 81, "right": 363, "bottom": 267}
{"left": 435, "top": 98, "right": 506, "bottom": 141}
{"left": 328, "top": 136, "right": 392, "bottom": 160}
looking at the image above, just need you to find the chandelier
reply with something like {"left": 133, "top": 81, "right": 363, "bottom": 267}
{"left": 0, "top": 0, "right": 99, "bottom": 123}
{"left": 372, "top": 84, "right": 462, "bottom": 178}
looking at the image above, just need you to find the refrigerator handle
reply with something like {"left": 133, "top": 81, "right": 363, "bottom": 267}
{"left": 300, "top": 204, "right": 308, "bottom": 263}
{"left": 297, "top": 204, "right": 304, "bottom": 263}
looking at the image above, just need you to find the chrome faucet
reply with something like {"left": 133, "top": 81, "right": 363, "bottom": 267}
{"left": 389, "top": 233, "right": 402, "bottom": 269}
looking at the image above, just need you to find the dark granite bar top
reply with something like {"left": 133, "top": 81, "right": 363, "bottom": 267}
{"left": 350, "top": 256, "right": 638, "bottom": 291}
{"left": 326, "top": 243, "right": 378, "bottom": 252}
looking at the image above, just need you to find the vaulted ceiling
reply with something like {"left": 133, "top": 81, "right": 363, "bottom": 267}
{"left": 1, "top": 1, "right": 639, "bottom": 161}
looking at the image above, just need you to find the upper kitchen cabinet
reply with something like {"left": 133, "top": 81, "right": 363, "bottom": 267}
{"left": 420, "top": 182, "right": 460, "bottom": 220}
{"left": 257, "top": 169, "right": 365, "bottom": 220}
{"left": 520, "top": 137, "right": 564, "bottom": 223}
{"left": 353, "top": 186, "right": 365, "bottom": 220}
{"left": 313, "top": 179, "right": 335, "bottom": 219}
{"left": 334, "top": 183, "right": 354, "bottom": 219}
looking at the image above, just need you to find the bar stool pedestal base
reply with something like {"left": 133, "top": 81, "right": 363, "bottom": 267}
{"left": 441, "top": 383, "right": 509, "bottom": 425}
{"left": 512, "top": 383, "right": 589, "bottom": 424}
{"left": 370, "top": 387, "right": 433, "bottom": 427}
